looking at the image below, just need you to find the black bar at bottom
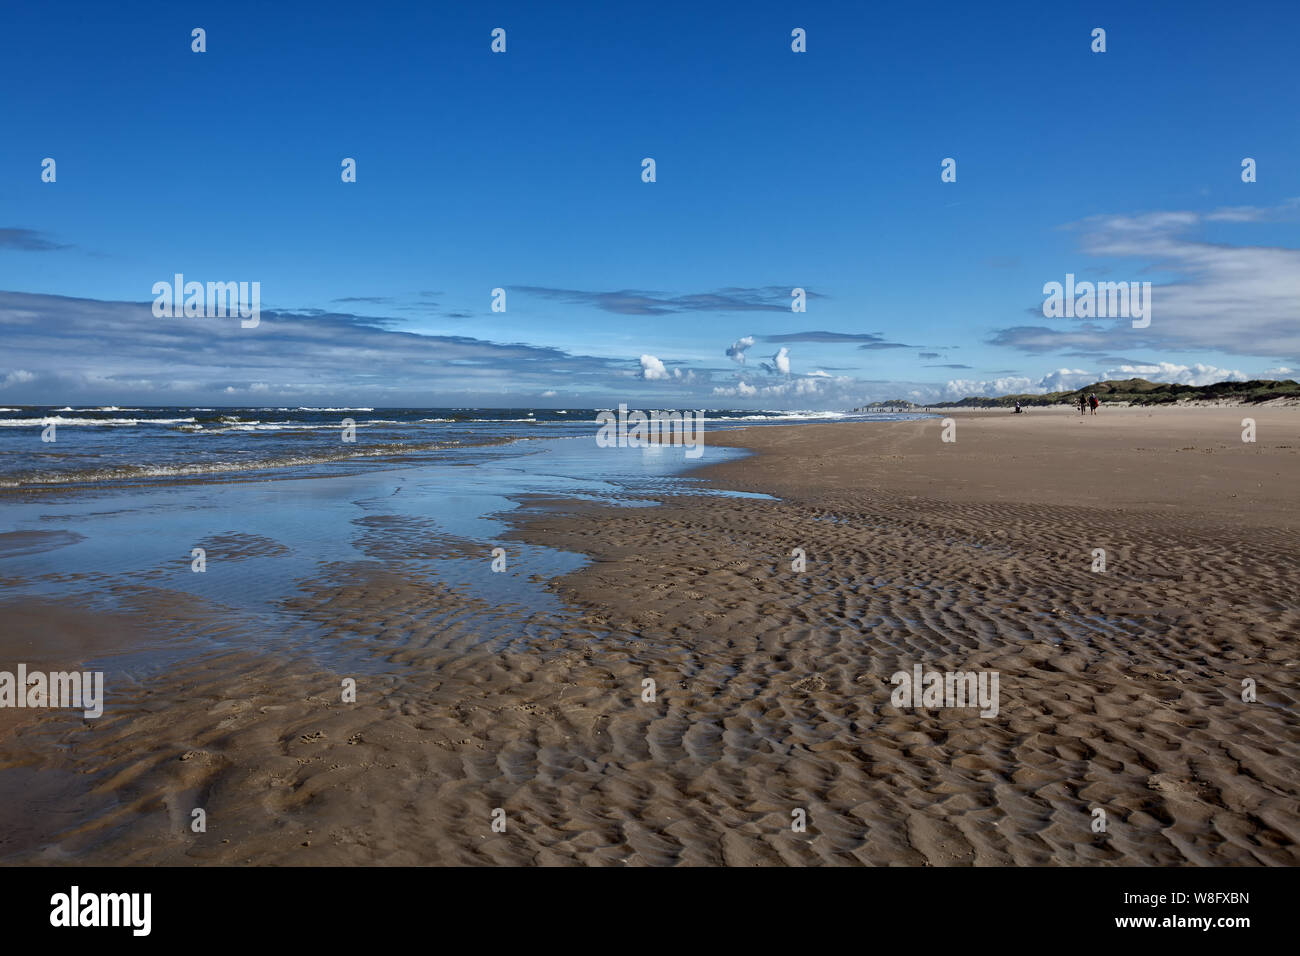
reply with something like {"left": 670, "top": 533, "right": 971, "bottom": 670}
{"left": 0, "top": 864, "right": 1277, "bottom": 943}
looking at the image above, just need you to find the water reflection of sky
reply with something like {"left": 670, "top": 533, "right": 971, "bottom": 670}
{"left": 0, "top": 436, "right": 774, "bottom": 672}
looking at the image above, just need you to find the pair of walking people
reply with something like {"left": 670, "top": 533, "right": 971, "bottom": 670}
{"left": 1079, "top": 392, "right": 1099, "bottom": 415}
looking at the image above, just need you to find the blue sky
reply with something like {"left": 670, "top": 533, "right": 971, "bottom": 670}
{"left": 2, "top": 0, "right": 1298, "bottom": 407}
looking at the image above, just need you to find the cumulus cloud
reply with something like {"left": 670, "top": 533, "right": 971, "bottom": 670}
{"left": 639, "top": 354, "right": 670, "bottom": 380}
{"left": 726, "top": 336, "right": 755, "bottom": 364}
{"left": 766, "top": 347, "right": 791, "bottom": 375}
{"left": 790, "top": 377, "right": 825, "bottom": 395}
{"left": 1038, "top": 368, "right": 1096, "bottom": 391}
{"left": 940, "top": 375, "right": 1039, "bottom": 399}
{"left": 935, "top": 362, "right": 1247, "bottom": 400}
{"left": 939, "top": 369, "right": 1095, "bottom": 399}
{"left": 1103, "top": 362, "right": 1245, "bottom": 386}
{"left": 713, "top": 373, "right": 841, "bottom": 398}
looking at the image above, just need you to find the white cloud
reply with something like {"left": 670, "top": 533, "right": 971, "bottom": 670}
{"left": 726, "top": 336, "right": 755, "bottom": 364}
{"left": 1, "top": 369, "right": 35, "bottom": 388}
{"left": 639, "top": 354, "right": 670, "bottom": 380}
{"left": 792, "top": 376, "right": 822, "bottom": 395}
{"left": 757, "top": 346, "right": 791, "bottom": 376}
{"left": 1038, "top": 368, "right": 1096, "bottom": 391}
{"left": 940, "top": 369, "right": 1092, "bottom": 399}
{"left": 933, "top": 362, "right": 1247, "bottom": 401}
{"left": 996, "top": 202, "right": 1300, "bottom": 361}
{"left": 941, "top": 376, "right": 1037, "bottom": 399}
{"left": 0, "top": 290, "right": 678, "bottom": 406}
{"left": 1205, "top": 206, "right": 1272, "bottom": 223}
{"left": 712, "top": 374, "right": 835, "bottom": 398}
{"left": 1103, "top": 362, "right": 1245, "bottom": 386}
{"left": 772, "top": 347, "right": 791, "bottom": 375}
{"left": 1076, "top": 206, "right": 1300, "bottom": 357}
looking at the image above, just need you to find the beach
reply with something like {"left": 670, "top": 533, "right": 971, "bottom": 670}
{"left": 1, "top": 405, "right": 1297, "bottom": 865}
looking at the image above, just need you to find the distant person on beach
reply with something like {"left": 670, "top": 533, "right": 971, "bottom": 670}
{"left": 1089, "top": 393, "right": 1099, "bottom": 415}
{"left": 1078, "top": 394, "right": 1087, "bottom": 416}
{"left": 1014, "top": 401, "right": 1023, "bottom": 414}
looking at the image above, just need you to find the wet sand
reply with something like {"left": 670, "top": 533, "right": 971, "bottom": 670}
{"left": 1, "top": 405, "right": 1297, "bottom": 865}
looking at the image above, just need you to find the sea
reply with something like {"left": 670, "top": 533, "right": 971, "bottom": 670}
{"left": 0, "top": 406, "right": 919, "bottom": 489}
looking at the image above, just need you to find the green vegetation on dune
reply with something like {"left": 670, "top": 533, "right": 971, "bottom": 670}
{"left": 924, "top": 378, "right": 1300, "bottom": 408}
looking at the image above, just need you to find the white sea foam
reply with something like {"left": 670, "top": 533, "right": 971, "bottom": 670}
{"left": 0, "top": 416, "right": 196, "bottom": 427}
{"left": 0, "top": 440, "right": 463, "bottom": 488}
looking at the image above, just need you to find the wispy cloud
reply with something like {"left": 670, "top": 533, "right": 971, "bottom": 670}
{"left": 515, "top": 286, "right": 821, "bottom": 316}
{"left": 992, "top": 202, "right": 1300, "bottom": 362}
{"left": 0, "top": 292, "right": 634, "bottom": 403}
{"left": 0, "top": 227, "right": 73, "bottom": 252}
{"left": 857, "top": 341, "right": 914, "bottom": 350}
{"left": 764, "top": 331, "right": 894, "bottom": 345}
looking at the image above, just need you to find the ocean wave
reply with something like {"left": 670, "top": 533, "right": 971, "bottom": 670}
{"left": 195, "top": 420, "right": 401, "bottom": 432}
{"left": 706, "top": 410, "right": 848, "bottom": 421}
{"left": 53, "top": 406, "right": 143, "bottom": 412}
{"left": 0, "top": 416, "right": 197, "bottom": 427}
{"left": 0, "top": 439, "right": 478, "bottom": 488}
{"left": 209, "top": 424, "right": 336, "bottom": 432}
{"left": 415, "top": 417, "right": 544, "bottom": 423}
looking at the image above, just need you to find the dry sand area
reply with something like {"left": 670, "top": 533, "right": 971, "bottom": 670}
{"left": 2, "top": 405, "right": 1297, "bottom": 865}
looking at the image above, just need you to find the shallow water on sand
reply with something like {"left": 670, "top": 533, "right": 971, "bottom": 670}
{"left": 0, "top": 436, "right": 765, "bottom": 673}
